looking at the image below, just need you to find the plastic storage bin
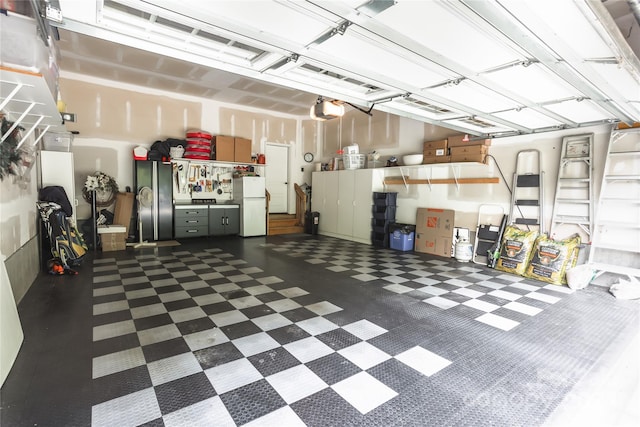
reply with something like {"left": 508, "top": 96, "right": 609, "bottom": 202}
{"left": 390, "top": 230, "right": 415, "bottom": 251}
{"left": 343, "top": 154, "right": 365, "bottom": 170}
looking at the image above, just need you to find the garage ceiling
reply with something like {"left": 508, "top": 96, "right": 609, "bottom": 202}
{"left": 53, "top": 0, "right": 640, "bottom": 138}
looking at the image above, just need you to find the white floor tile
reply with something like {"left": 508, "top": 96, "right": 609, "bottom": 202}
{"left": 93, "top": 300, "right": 129, "bottom": 316}
{"left": 125, "top": 288, "right": 157, "bottom": 300}
{"left": 184, "top": 328, "right": 229, "bottom": 351}
{"left": 284, "top": 336, "right": 334, "bottom": 363}
{"left": 163, "top": 396, "right": 235, "bottom": 427}
{"left": 93, "top": 320, "right": 136, "bottom": 342}
{"left": 453, "top": 288, "right": 484, "bottom": 298}
{"left": 243, "top": 406, "right": 306, "bottom": 427}
{"left": 150, "top": 278, "right": 179, "bottom": 288}
{"left": 476, "top": 313, "right": 520, "bottom": 331}
{"left": 503, "top": 301, "right": 543, "bottom": 316}
{"left": 338, "top": 342, "right": 391, "bottom": 370}
{"left": 93, "top": 285, "right": 124, "bottom": 297}
{"left": 158, "top": 290, "right": 191, "bottom": 303}
{"left": 130, "top": 303, "right": 167, "bottom": 319}
{"left": 381, "top": 275, "right": 409, "bottom": 284}
{"left": 306, "top": 301, "right": 343, "bottom": 316}
{"left": 543, "top": 284, "right": 574, "bottom": 294}
{"left": 510, "top": 282, "right": 541, "bottom": 292}
{"left": 332, "top": 371, "right": 398, "bottom": 415}
{"left": 92, "top": 387, "right": 160, "bottom": 427}
{"left": 179, "top": 280, "right": 209, "bottom": 290}
{"left": 395, "top": 346, "right": 452, "bottom": 376}
{"left": 251, "top": 313, "right": 293, "bottom": 331}
{"left": 266, "top": 299, "right": 302, "bottom": 313}
{"left": 257, "top": 276, "right": 284, "bottom": 285}
{"left": 462, "top": 298, "right": 499, "bottom": 313}
{"left": 445, "top": 278, "right": 473, "bottom": 287}
{"left": 477, "top": 281, "right": 506, "bottom": 290}
{"left": 413, "top": 277, "right": 440, "bottom": 286}
{"left": 92, "top": 347, "right": 146, "bottom": 379}
{"left": 228, "top": 295, "right": 263, "bottom": 309}
{"left": 384, "top": 284, "right": 414, "bottom": 294}
{"left": 278, "top": 287, "right": 309, "bottom": 298}
{"left": 327, "top": 265, "right": 350, "bottom": 272}
{"left": 232, "top": 332, "right": 280, "bottom": 357}
{"left": 488, "top": 289, "right": 522, "bottom": 301}
{"left": 147, "top": 352, "right": 202, "bottom": 386}
{"left": 352, "top": 273, "right": 378, "bottom": 282}
{"left": 296, "top": 317, "right": 339, "bottom": 336}
{"left": 342, "top": 320, "right": 387, "bottom": 340}
{"left": 210, "top": 310, "right": 249, "bottom": 327}
{"left": 137, "top": 323, "right": 181, "bottom": 346}
{"left": 205, "top": 358, "right": 262, "bottom": 394}
{"left": 416, "top": 286, "right": 449, "bottom": 296}
{"left": 526, "top": 292, "right": 561, "bottom": 304}
{"left": 423, "top": 296, "right": 459, "bottom": 309}
{"left": 193, "top": 293, "right": 225, "bottom": 306}
{"left": 266, "top": 365, "right": 328, "bottom": 404}
{"left": 169, "top": 306, "right": 207, "bottom": 323}
{"left": 244, "top": 285, "right": 274, "bottom": 295}
{"left": 212, "top": 283, "right": 241, "bottom": 293}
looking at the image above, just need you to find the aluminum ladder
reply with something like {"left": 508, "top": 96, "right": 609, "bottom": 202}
{"left": 509, "top": 149, "right": 545, "bottom": 234}
{"left": 549, "top": 133, "right": 594, "bottom": 242}
{"left": 589, "top": 126, "right": 640, "bottom": 280}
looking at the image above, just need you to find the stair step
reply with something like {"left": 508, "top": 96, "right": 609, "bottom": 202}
{"left": 269, "top": 218, "right": 299, "bottom": 227}
{"left": 268, "top": 225, "right": 304, "bottom": 235}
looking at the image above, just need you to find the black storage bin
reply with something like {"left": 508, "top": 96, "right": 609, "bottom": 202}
{"left": 372, "top": 205, "right": 397, "bottom": 220}
{"left": 371, "top": 231, "right": 390, "bottom": 248}
{"left": 373, "top": 192, "right": 397, "bottom": 206}
{"left": 305, "top": 211, "right": 320, "bottom": 235}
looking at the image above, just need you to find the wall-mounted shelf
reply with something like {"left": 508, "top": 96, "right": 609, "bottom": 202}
{"left": 0, "top": 66, "right": 64, "bottom": 147}
{"left": 381, "top": 161, "right": 497, "bottom": 190}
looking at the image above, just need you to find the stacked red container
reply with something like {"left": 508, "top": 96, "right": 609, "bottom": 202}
{"left": 184, "top": 130, "right": 212, "bottom": 160}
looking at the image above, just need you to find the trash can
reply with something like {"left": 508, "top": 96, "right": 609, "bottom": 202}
{"left": 389, "top": 223, "right": 416, "bottom": 251}
{"left": 305, "top": 211, "right": 320, "bottom": 235}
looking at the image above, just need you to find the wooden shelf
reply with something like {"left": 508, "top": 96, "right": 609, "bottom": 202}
{"left": 384, "top": 177, "right": 499, "bottom": 185}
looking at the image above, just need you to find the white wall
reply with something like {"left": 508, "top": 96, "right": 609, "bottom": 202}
{"left": 390, "top": 124, "right": 612, "bottom": 238}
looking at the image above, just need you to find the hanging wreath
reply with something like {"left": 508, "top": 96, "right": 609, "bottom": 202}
{"left": 0, "top": 116, "right": 25, "bottom": 180}
{"left": 83, "top": 171, "right": 119, "bottom": 207}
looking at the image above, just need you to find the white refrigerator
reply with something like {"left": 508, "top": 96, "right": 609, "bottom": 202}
{"left": 233, "top": 176, "right": 266, "bottom": 237}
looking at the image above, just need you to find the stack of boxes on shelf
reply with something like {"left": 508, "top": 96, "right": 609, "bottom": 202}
{"left": 371, "top": 192, "right": 397, "bottom": 248}
{"left": 423, "top": 135, "right": 492, "bottom": 165}
{"left": 211, "top": 135, "right": 252, "bottom": 163}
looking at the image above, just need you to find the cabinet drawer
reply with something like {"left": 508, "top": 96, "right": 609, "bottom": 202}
{"left": 174, "top": 206, "right": 208, "bottom": 219}
{"left": 175, "top": 216, "right": 208, "bottom": 227}
{"left": 174, "top": 225, "right": 209, "bottom": 238}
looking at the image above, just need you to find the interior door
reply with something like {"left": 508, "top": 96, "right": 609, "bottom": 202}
{"left": 265, "top": 143, "right": 288, "bottom": 213}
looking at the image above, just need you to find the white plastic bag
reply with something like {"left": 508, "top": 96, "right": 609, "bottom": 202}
{"left": 609, "top": 278, "right": 640, "bottom": 300}
{"left": 565, "top": 264, "right": 595, "bottom": 290}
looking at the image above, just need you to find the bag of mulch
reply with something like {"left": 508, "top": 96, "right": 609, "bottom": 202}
{"left": 524, "top": 233, "right": 581, "bottom": 285}
{"left": 495, "top": 226, "right": 538, "bottom": 276}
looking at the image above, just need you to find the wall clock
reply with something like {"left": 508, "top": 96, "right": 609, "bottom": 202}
{"left": 304, "top": 152, "right": 314, "bottom": 163}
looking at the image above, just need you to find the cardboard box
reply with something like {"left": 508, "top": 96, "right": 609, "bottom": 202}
{"left": 450, "top": 153, "right": 488, "bottom": 164}
{"left": 99, "top": 229, "right": 127, "bottom": 252}
{"left": 113, "top": 192, "right": 134, "bottom": 235}
{"left": 448, "top": 134, "right": 492, "bottom": 148}
{"left": 423, "top": 148, "right": 448, "bottom": 157}
{"left": 423, "top": 155, "right": 451, "bottom": 164}
{"left": 449, "top": 145, "right": 489, "bottom": 156}
{"left": 234, "top": 137, "right": 252, "bottom": 163}
{"left": 415, "top": 208, "right": 455, "bottom": 257}
{"left": 423, "top": 139, "right": 448, "bottom": 150}
{"left": 212, "top": 136, "right": 235, "bottom": 161}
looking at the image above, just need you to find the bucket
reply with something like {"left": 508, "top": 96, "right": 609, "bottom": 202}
{"left": 455, "top": 240, "right": 473, "bottom": 262}
{"left": 170, "top": 145, "right": 185, "bottom": 159}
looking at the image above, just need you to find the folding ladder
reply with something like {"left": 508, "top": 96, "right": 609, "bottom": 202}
{"left": 509, "top": 149, "right": 545, "bottom": 234}
{"left": 589, "top": 126, "right": 640, "bottom": 280}
{"left": 549, "top": 134, "right": 594, "bottom": 242}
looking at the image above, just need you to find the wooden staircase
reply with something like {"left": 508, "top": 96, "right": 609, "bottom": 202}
{"left": 266, "top": 184, "right": 307, "bottom": 235}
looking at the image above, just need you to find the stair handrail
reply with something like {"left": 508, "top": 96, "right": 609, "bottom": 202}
{"left": 265, "top": 189, "right": 270, "bottom": 235}
{"left": 294, "top": 183, "right": 306, "bottom": 226}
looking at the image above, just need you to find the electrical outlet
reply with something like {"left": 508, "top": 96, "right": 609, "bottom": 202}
{"left": 301, "top": 167, "right": 304, "bottom": 172}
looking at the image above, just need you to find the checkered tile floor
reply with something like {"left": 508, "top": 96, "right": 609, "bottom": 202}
{"left": 265, "top": 239, "right": 573, "bottom": 332}
{"left": 92, "top": 247, "right": 458, "bottom": 426}
{"left": 3, "top": 234, "right": 621, "bottom": 426}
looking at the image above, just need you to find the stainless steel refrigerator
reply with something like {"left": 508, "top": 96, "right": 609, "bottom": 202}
{"left": 233, "top": 176, "right": 266, "bottom": 237}
{"left": 135, "top": 160, "right": 173, "bottom": 241}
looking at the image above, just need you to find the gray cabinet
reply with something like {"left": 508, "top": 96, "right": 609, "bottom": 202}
{"left": 209, "top": 205, "right": 239, "bottom": 235}
{"left": 174, "top": 206, "right": 209, "bottom": 238}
